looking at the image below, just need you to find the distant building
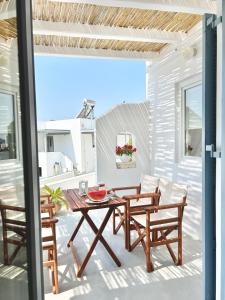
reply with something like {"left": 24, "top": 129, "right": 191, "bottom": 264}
{"left": 38, "top": 100, "right": 96, "bottom": 178}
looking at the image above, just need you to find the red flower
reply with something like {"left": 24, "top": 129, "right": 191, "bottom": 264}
{"left": 116, "top": 144, "right": 137, "bottom": 156}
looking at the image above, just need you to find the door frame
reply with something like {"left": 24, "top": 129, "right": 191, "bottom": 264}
{"left": 16, "top": 1, "right": 44, "bottom": 299}
{"left": 202, "top": 14, "right": 217, "bottom": 300}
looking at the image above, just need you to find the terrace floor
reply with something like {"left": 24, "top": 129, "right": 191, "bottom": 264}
{"left": 44, "top": 209, "right": 202, "bottom": 300}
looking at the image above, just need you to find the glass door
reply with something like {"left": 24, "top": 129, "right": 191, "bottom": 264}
{"left": 0, "top": 1, "right": 43, "bottom": 299}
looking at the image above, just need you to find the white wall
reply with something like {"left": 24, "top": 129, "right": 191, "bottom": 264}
{"left": 0, "top": 39, "right": 25, "bottom": 208}
{"left": 146, "top": 25, "right": 202, "bottom": 240}
{"left": 38, "top": 118, "right": 97, "bottom": 175}
{"left": 38, "top": 119, "right": 84, "bottom": 172}
{"left": 37, "top": 132, "right": 46, "bottom": 152}
{"left": 38, "top": 152, "right": 74, "bottom": 177}
{"left": 40, "top": 171, "right": 97, "bottom": 190}
{"left": 81, "top": 133, "right": 96, "bottom": 173}
{"left": 96, "top": 102, "right": 150, "bottom": 189}
{"left": 53, "top": 134, "right": 76, "bottom": 165}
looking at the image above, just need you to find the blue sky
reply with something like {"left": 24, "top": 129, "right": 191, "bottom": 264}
{"left": 34, "top": 56, "right": 146, "bottom": 121}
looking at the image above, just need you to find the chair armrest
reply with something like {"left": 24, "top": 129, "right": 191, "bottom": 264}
{"left": 111, "top": 185, "right": 140, "bottom": 192}
{"left": 145, "top": 203, "right": 187, "bottom": 212}
{"left": 41, "top": 204, "right": 55, "bottom": 210}
{"left": 123, "top": 193, "right": 160, "bottom": 201}
{"left": 41, "top": 218, "right": 58, "bottom": 226}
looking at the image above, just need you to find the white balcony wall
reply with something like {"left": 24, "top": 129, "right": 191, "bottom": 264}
{"left": 38, "top": 119, "right": 83, "bottom": 172}
{"left": 96, "top": 102, "right": 150, "bottom": 189}
{"left": 146, "top": 25, "right": 202, "bottom": 240}
{"left": 53, "top": 134, "right": 76, "bottom": 167}
{"left": 40, "top": 171, "right": 96, "bottom": 190}
{"left": 39, "top": 152, "right": 74, "bottom": 178}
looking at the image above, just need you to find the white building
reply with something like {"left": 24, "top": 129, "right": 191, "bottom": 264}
{"left": 38, "top": 117, "right": 96, "bottom": 178}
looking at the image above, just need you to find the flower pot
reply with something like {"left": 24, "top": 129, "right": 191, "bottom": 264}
{"left": 53, "top": 203, "right": 61, "bottom": 215}
{"left": 120, "top": 154, "right": 132, "bottom": 163}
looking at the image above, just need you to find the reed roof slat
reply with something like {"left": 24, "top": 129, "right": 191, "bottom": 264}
{"left": 34, "top": 34, "right": 166, "bottom": 52}
{"left": 32, "top": 2, "right": 201, "bottom": 32}
{"left": 0, "top": 17, "right": 16, "bottom": 40}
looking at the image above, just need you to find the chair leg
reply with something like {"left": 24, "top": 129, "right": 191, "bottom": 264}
{"left": 112, "top": 209, "right": 116, "bottom": 234}
{"left": 2, "top": 212, "right": 9, "bottom": 265}
{"left": 51, "top": 264, "right": 56, "bottom": 293}
{"left": 127, "top": 218, "right": 131, "bottom": 252}
{"left": 3, "top": 238, "right": 9, "bottom": 265}
{"left": 53, "top": 261, "right": 59, "bottom": 294}
{"left": 53, "top": 241, "right": 59, "bottom": 294}
{"left": 177, "top": 223, "right": 182, "bottom": 266}
{"left": 146, "top": 212, "right": 154, "bottom": 272}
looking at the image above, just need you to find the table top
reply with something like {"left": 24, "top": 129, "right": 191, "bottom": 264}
{"left": 64, "top": 188, "right": 126, "bottom": 212}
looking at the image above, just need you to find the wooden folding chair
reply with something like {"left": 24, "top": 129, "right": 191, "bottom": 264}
{"left": 131, "top": 179, "right": 188, "bottom": 272}
{"left": 42, "top": 214, "right": 59, "bottom": 294}
{"left": 111, "top": 175, "right": 160, "bottom": 250}
{"left": 0, "top": 202, "right": 59, "bottom": 294}
{"left": 0, "top": 204, "right": 26, "bottom": 265}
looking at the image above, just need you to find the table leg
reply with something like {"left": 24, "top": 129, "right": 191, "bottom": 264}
{"left": 67, "top": 215, "right": 85, "bottom": 248}
{"left": 82, "top": 208, "right": 121, "bottom": 268}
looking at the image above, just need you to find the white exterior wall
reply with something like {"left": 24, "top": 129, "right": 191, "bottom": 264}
{"left": 38, "top": 132, "right": 46, "bottom": 152}
{"left": 96, "top": 102, "right": 150, "bottom": 189}
{"left": 53, "top": 134, "right": 75, "bottom": 165}
{"left": 38, "top": 118, "right": 96, "bottom": 176}
{"left": 147, "top": 25, "right": 202, "bottom": 240}
{"left": 38, "top": 152, "right": 74, "bottom": 177}
{"left": 81, "top": 133, "right": 96, "bottom": 173}
{"left": 0, "top": 39, "right": 25, "bottom": 208}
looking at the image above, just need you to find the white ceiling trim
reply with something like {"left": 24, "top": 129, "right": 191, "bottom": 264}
{"left": 48, "top": 0, "right": 217, "bottom": 15}
{"left": 33, "top": 20, "right": 186, "bottom": 44}
{"left": 34, "top": 45, "right": 159, "bottom": 61}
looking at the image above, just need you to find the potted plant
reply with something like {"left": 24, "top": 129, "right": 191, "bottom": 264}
{"left": 42, "top": 185, "right": 69, "bottom": 214}
{"left": 116, "top": 144, "right": 137, "bottom": 163}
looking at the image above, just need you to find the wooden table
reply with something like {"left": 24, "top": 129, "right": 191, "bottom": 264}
{"left": 63, "top": 188, "right": 127, "bottom": 277}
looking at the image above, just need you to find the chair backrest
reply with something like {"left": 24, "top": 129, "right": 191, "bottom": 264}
{"left": 130, "top": 175, "right": 159, "bottom": 207}
{"left": 158, "top": 178, "right": 188, "bottom": 205}
{"left": 140, "top": 175, "right": 159, "bottom": 194}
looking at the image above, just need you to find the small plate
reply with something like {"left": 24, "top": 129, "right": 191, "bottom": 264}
{"left": 85, "top": 196, "right": 111, "bottom": 205}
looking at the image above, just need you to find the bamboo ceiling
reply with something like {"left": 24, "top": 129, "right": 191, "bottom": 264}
{"left": 0, "top": 1, "right": 202, "bottom": 53}
{"left": 33, "top": 2, "right": 201, "bottom": 33}
{"left": 32, "top": 1, "right": 202, "bottom": 53}
{"left": 0, "top": 18, "right": 16, "bottom": 40}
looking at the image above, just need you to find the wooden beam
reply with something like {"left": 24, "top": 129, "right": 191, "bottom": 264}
{"left": 33, "top": 20, "right": 186, "bottom": 44}
{"left": 34, "top": 45, "right": 159, "bottom": 61}
{"left": 49, "top": 0, "right": 216, "bottom": 15}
